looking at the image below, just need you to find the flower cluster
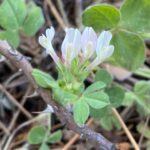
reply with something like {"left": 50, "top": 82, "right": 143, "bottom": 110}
{"left": 39, "top": 27, "right": 114, "bottom": 71}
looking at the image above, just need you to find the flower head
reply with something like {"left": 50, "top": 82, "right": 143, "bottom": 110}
{"left": 39, "top": 27, "right": 114, "bottom": 72}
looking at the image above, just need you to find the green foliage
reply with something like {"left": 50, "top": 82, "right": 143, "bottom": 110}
{"left": 137, "top": 122, "right": 150, "bottom": 149}
{"left": 123, "top": 81, "right": 150, "bottom": 116}
{"left": 32, "top": 69, "right": 111, "bottom": 125}
{"left": 27, "top": 125, "right": 62, "bottom": 149}
{"left": 111, "top": 30, "right": 145, "bottom": 70}
{"left": 134, "top": 81, "right": 150, "bottom": 116}
{"left": 32, "top": 69, "right": 58, "bottom": 89}
{"left": 0, "top": 0, "right": 44, "bottom": 47}
{"left": 82, "top": 5, "right": 121, "bottom": 31}
{"left": 120, "top": 0, "right": 150, "bottom": 33}
{"left": 134, "top": 68, "right": 150, "bottom": 79}
{"left": 137, "top": 122, "right": 150, "bottom": 139}
{"left": 39, "top": 143, "right": 49, "bottom": 150}
{"left": 46, "top": 130, "right": 62, "bottom": 143}
{"left": 83, "top": 81, "right": 106, "bottom": 94}
{"left": 73, "top": 100, "right": 89, "bottom": 125}
{"left": 73, "top": 81, "right": 110, "bottom": 125}
{"left": 89, "top": 71, "right": 125, "bottom": 130}
{"left": 22, "top": 2, "right": 45, "bottom": 36}
{"left": 82, "top": 0, "right": 149, "bottom": 71}
{"left": 105, "top": 84, "right": 125, "bottom": 108}
{"left": 95, "top": 69, "right": 112, "bottom": 85}
{"left": 82, "top": 91, "right": 110, "bottom": 109}
{"left": 27, "top": 126, "right": 47, "bottom": 144}
{"left": 90, "top": 107, "right": 121, "bottom": 130}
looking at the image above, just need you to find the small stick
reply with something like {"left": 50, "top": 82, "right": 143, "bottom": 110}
{"left": 1, "top": 87, "right": 31, "bottom": 147}
{"left": 56, "top": 0, "right": 70, "bottom": 26}
{"left": 112, "top": 108, "right": 139, "bottom": 150}
{"left": 0, "top": 84, "right": 32, "bottom": 119}
{"left": 62, "top": 118, "right": 94, "bottom": 150}
{"left": 0, "top": 122, "right": 9, "bottom": 135}
{"left": 75, "top": 0, "right": 83, "bottom": 29}
{"left": 45, "top": 0, "right": 66, "bottom": 29}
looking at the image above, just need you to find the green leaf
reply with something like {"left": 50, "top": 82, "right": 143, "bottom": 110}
{"left": 0, "top": 0, "right": 26, "bottom": 30}
{"left": 134, "top": 68, "right": 150, "bottom": 79}
{"left": 0, "top": 30, "right": 20, "bottom": 47}
{"left": 105, "top": 84, "right": 125, "bottom": 107}
{"left": 32, "top": 69, "right": 58, "bottom": 89}
{"left": 120, "top": 0, "right": 150, "bottom": 33}
{"left": 137, "top": 122, "right": 150, "bottom": 139}
{"left": 100, "top": 113, "right": 121, "bottom": 131}
{"left": 122, "top": 91, "right": 135, "bottom": 106}
{"left": 73, "top": 100, "right": 89, "bottom": 125}
{"left": 134, "top": 81, "right": 150, "bottom": 97}
{"left": 90, "top": 107, "right": 121, "bottom": 130}
{"left": 95, "top": 69, "right": 112, "bottom": 85}
{"left": 27, "top": 126, "right": 47, "bottom": 144}
{"left": 90, "top": 107, "right": 107, "bottom": 119}
{"left": 82, "top": 4, "right": 120, "bottom": 31}
{"left": 22, "top": 2, "right": 44, "bottom": 36}
{"left": 133, "top": 81, "right": 150, "bottom": 116}
{"left": 84, "top": 81, "right": 106, "bottom": 95}
{"left": 39, "top": 143, "right": 49, "bottom": 150}
{"left": 128, "top": 91, "right": 150, "bottom": 116}
{"left": 46, "top": 130, "right": 62, "bottom": 143}
{"left": 82, "top": 91, "right": 110, "bottom": 109}
{"left": 111, "top": 30, "right": 145, "bottom": 71}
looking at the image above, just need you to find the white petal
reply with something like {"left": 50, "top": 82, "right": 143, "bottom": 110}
{"left": 38, "top": 34, "right": 48, "bottom": 49}
{"left": 61, "top": 28, "right": 81, "bottom": 64}
{"left": 86, "top": 46, "right": 114, "bottom": 70}
{"left": 99, "top": 46, "right": 114, "bottom": 61}
{"left": 46, "top": 27, "right": 55, "bottom": 42}
{"left": 72, "top": 29, "right": 81, "bottom": 56}
{"left": 96, "top": 31, "right": 112, "bottom": 56}
{"left": 81, "top": 27, "right": 97, "bottom": 58}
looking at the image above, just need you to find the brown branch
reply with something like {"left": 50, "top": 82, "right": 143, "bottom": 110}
{"left": 0, "top": 41, "right": 117, "bottom": 150}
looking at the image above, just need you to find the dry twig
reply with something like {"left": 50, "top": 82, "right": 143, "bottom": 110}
{"left": 45, "top": 0, "right": 66, "bottom": 29}
{"left": 112, "top": 108, "right": 139, "bottom": 150}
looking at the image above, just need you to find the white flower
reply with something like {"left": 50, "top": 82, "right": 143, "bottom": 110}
{"left": 86, "top": 31, "right": 114, "bottom": 70}
{"left": 61, "top": 28, "right": 81, "bottom": 65}
{"left": 81, "top": 27, "right": 97, "bottom": 59}
{"left": 39, "top": 27, "right": 60, "bottom": 67}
